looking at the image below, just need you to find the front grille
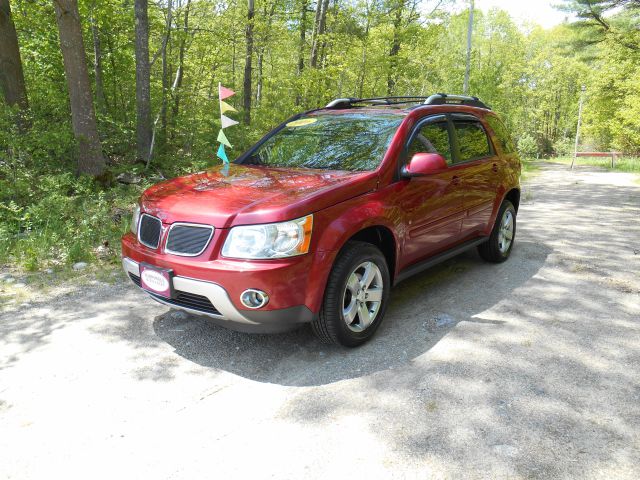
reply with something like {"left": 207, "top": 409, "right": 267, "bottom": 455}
{"left": 128, "top": 273, "right": 221, "bottom": 316}
{"left": 166, "top": 224, "right": 214, "bottom": 256}
{"left": 138, "top": 214, "right": 162, "bottom": 249}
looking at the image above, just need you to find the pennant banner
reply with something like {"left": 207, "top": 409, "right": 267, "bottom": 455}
{"left": 221, "top": 114, "right": 239, "bottom": 129}
{"left": 219, "top": 83, "right": 236, "bottom": 101}
{"left": 217, "top": 143, "right": 229, "bottom": 164}
{"left": 220, "top": 100, "right": 236, "bottom": 114}
{"left": 216, "top": 83, "right": 237, "bottom": 166}
{"left": 217, "top": 129, "right": 232, "bottom": 148}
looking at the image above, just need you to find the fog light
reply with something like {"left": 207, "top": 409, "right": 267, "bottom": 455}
{"left": 240, "top": 289, "right": 269, "bottom": 309}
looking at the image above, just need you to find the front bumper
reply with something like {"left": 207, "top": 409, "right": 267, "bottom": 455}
{"left": 122, "top": 257, "right": 315, "bottom": 333}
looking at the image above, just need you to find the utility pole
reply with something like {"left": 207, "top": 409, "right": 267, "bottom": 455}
{"left": 570, "top": 85, "right": 586, "bottom": 170}
{"left": 463, "top": 0, "right": 474, "bottom": 95}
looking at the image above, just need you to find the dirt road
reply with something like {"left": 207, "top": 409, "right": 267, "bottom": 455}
{"left": 1, "top": 163, "right": 639, "bottom": 479}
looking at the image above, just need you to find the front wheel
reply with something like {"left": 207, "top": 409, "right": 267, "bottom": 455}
{"left": 312, "top": 241, "right": 391, "bottom": 347}
{"left": 478, "top": 199, "right": 516, "bottom": 263}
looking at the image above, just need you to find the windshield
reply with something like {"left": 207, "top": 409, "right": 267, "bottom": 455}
{"left": 240, "top": 113, "right": 403, "bottom": 171}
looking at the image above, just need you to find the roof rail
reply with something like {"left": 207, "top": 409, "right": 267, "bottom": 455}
{"left": 325, "top": 96, "right": 431, "bottom": 109}
{"left": 324, "top": 94, "right": 490, "bottom": 110}
{"left": 424, "top": 93, "right": 490, "bottom": 109}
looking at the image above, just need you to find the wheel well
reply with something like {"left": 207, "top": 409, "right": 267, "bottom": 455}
{"left": 348, "top": 226, "right": 397, "bottom": 282}
{"left": 505, "top": 188, "right": 520, "bottom": 212}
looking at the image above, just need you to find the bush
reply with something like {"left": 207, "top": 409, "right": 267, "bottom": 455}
{"left": 0, "top": 159, "right": 145, "bottom": 270}
{"left": 554, "top": 137, "right": 574, "bottom": 157}
{"left": 517, "top": 133, "right": 538, "bottom": 159}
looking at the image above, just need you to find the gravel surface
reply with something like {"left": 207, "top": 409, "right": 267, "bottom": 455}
{"left": 1, "top": 163, "right": 639, "bottom": 479}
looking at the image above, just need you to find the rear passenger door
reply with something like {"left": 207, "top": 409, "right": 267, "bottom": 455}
{"left": 451, "top": 115, "right": 498, "bottom": 236}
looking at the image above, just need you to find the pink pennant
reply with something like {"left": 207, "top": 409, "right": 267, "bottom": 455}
{"left": 218, "top": 83, "right": 236, "bottom": 100}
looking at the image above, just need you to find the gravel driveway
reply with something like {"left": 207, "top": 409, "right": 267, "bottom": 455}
{"left": 1, "top": 163, "right": 639, "bottom": 479}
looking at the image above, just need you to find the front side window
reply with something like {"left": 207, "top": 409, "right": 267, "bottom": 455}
{"left": 454, "top": 121, "right": 492, "bottom": 162}
{"left": 241, "top": 113, "right": 403, "bottom": 172}
{"left": 407, "top": 121, "right": 452, "bottom": 165}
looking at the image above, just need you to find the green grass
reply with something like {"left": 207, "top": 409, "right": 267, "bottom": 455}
{"left": 543, "top": 155, "right": 640, "bottom": 173}
{"left": 520, "top": 160, "right": 540, "bottom": 182}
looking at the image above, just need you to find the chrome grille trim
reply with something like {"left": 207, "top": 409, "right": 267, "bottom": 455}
{"left": 138, "top": 213, "right": 162, "bottom": 249}
{"left": 165, "top": 222, "right": 214, "bottom": 257}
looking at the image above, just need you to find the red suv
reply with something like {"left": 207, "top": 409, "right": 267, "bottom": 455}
{"left": 122, "top": 94, "right": 521, "bottom": 346}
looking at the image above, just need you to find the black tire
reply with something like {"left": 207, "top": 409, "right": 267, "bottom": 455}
{"left": 312, "top": 241, "right": 391, "bottom": 347}
{"left": 478, "top": 199, "right": 516, "bottom": 263}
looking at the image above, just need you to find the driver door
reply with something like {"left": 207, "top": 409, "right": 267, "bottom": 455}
{"left": 394, "top": 115, "right": 466, "bottom": 270}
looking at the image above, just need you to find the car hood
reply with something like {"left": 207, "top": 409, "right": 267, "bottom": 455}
{"left": 140, "top": 164, "right": 378, "bottom": 228}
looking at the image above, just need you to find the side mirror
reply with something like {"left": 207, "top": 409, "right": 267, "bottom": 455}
{"left": 402, "top": 153, "right": 448, "bottom": 177}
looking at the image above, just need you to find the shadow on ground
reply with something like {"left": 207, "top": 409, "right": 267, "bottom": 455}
{"left": 153, "top": 241, "right": 552, "bottom": 386}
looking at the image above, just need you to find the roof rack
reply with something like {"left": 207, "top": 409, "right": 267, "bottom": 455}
{"left": 324, "top": 94, "right": 490, "bottom": 110}
{"left": 325, "top": 96, "right": 430, "bottom": 109}
{"left": 423, "top": 93, "right": 490, "bottom": 109}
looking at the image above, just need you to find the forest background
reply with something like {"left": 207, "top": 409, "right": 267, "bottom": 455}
{"left": 0, "top": 0, "right": 638, "bottom": 271}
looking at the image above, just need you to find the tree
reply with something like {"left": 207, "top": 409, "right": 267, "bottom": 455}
{"left": 243, "top": 0, "right": 255, "bottom": 124}
{"left": 159, "top": 0, "right": 173, "bottom": 152}
{"left": 89, "top": 3, "right": 106, "bottom": 114}
{"left": 560, "top": 0, "right": 640, "bottom": 51}
{"left": 0, "top": 0, "right": 28, "bottom": 112}
{"left": 134, "top": 0, "right": 152, "bottom": 163}
{"left": 52, "top": 0, "right": 105, "bottom": 176}
{"left": 309, "top": 0, "right": 330, "bottom": 68}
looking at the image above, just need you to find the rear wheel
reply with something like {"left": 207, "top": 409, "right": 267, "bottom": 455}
{"left": 478, "top": 199, "right": 516, "bottom": 263}
{"left": 312, "top": 241, "right": 390, "bottom": 347}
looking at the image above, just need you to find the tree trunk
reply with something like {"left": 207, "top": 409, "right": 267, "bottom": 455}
{"left": 134, "top": 0, "right": 151, "bottom": 163}
{"left": 53, "top": 0, "right": 105, "bottom": 176}
{"left": 90, "top": 7, "right": 106, "bottom": 114}
{"left": 171, "top": 0, "right": 191, "bottom": 121}
{"left": 256, "top": 48, "right": 263, "bottom": 107}
{"left": 358, "top": 12, "right": 371, "bottom": 98}
{"left": 243, "top": 0, "right": 254, "bottom": 125}
{"left": 105, "top": 32, "right": 126, "bottom": 123}
{"left": 295, "top": 0, "right": 307, "bottom": 105}
{"left": 387, "top": 2, "right": 403, "bottom": 95}
{"left": 159, "top": 0, "right": 173, "bottom": 153}
{"left": 297, "top": 0, "right": 307, "bottom": 75}
{"left": 309, "top": 0, "right": 329, "bottom": 68}
{"left": 0, "top": 0, "right": 29, "bottom": 113}
{"left": 255, "top": 1, "right": 276, "bottom": 107}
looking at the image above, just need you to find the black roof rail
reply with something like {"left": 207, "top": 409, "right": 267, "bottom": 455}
{"left": 324, "top": 94, "right": 490, "bottom": 110}
{"left": 423, "top": 93, "right": 490, "bottom": 109}
{"left": 325, "top": 96, "right": 431, "bottom": 109}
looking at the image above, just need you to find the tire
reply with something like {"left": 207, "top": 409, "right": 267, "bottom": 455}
{"left": 478, "top": 199, "right": 516, "bottom": 263}
{"left": 312, "top": 241, "right": 391, "bottom": 347}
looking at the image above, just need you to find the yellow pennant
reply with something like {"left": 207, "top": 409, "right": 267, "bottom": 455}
{"left": 220, "top": 100, "right": 237, "bottom": 114}
{"left": 217, "top": 129, "right": 232, "bottom": 148}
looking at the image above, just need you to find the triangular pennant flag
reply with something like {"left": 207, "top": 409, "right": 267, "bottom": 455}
{"left": 217, "top": 129, "right": 232, "bottom": 148}
{"left": 221, "top": 114, "right": 239, "bottom": 129}
{"left": 220, "top": 100, "right": 236, "bottom": 114}
{"left": 218, "top": 83, "right": 235, "bottom": 100}
{"left": 217, "top": 143, "right": 229, "bottom": 164}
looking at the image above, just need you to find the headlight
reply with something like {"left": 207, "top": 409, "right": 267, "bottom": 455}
{"left": 130, "top": 205, "right": 141, "bottom": 234}
{"left": 222, "top": 214, "right": 313, "bottom": 259}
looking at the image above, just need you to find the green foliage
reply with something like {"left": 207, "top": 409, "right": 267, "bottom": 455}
{"left": 517, "top": 133, "right": 539, "bottom": 159}
{"left": 554, "top": 137, "right": 575, "bottom": 157}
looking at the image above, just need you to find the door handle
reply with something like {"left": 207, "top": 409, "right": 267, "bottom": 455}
{"left": 492, "top": 163, "right": 499, "bottom": 173}
{"left": 451, "top": 175, "right": 461, "bottom": 185}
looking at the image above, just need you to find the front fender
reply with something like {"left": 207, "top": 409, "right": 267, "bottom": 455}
{"left": 303, "top": 191, "right": 402, "bottom": 312}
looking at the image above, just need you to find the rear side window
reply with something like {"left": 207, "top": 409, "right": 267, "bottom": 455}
{"left": 407, "top": 121, "right": 452, "bottom": 165}
{"left": 454, "top": 121, "right": 491, "bottom": 162}
{"left": 485, "top": 115, "right": 516, "bottom": 154}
